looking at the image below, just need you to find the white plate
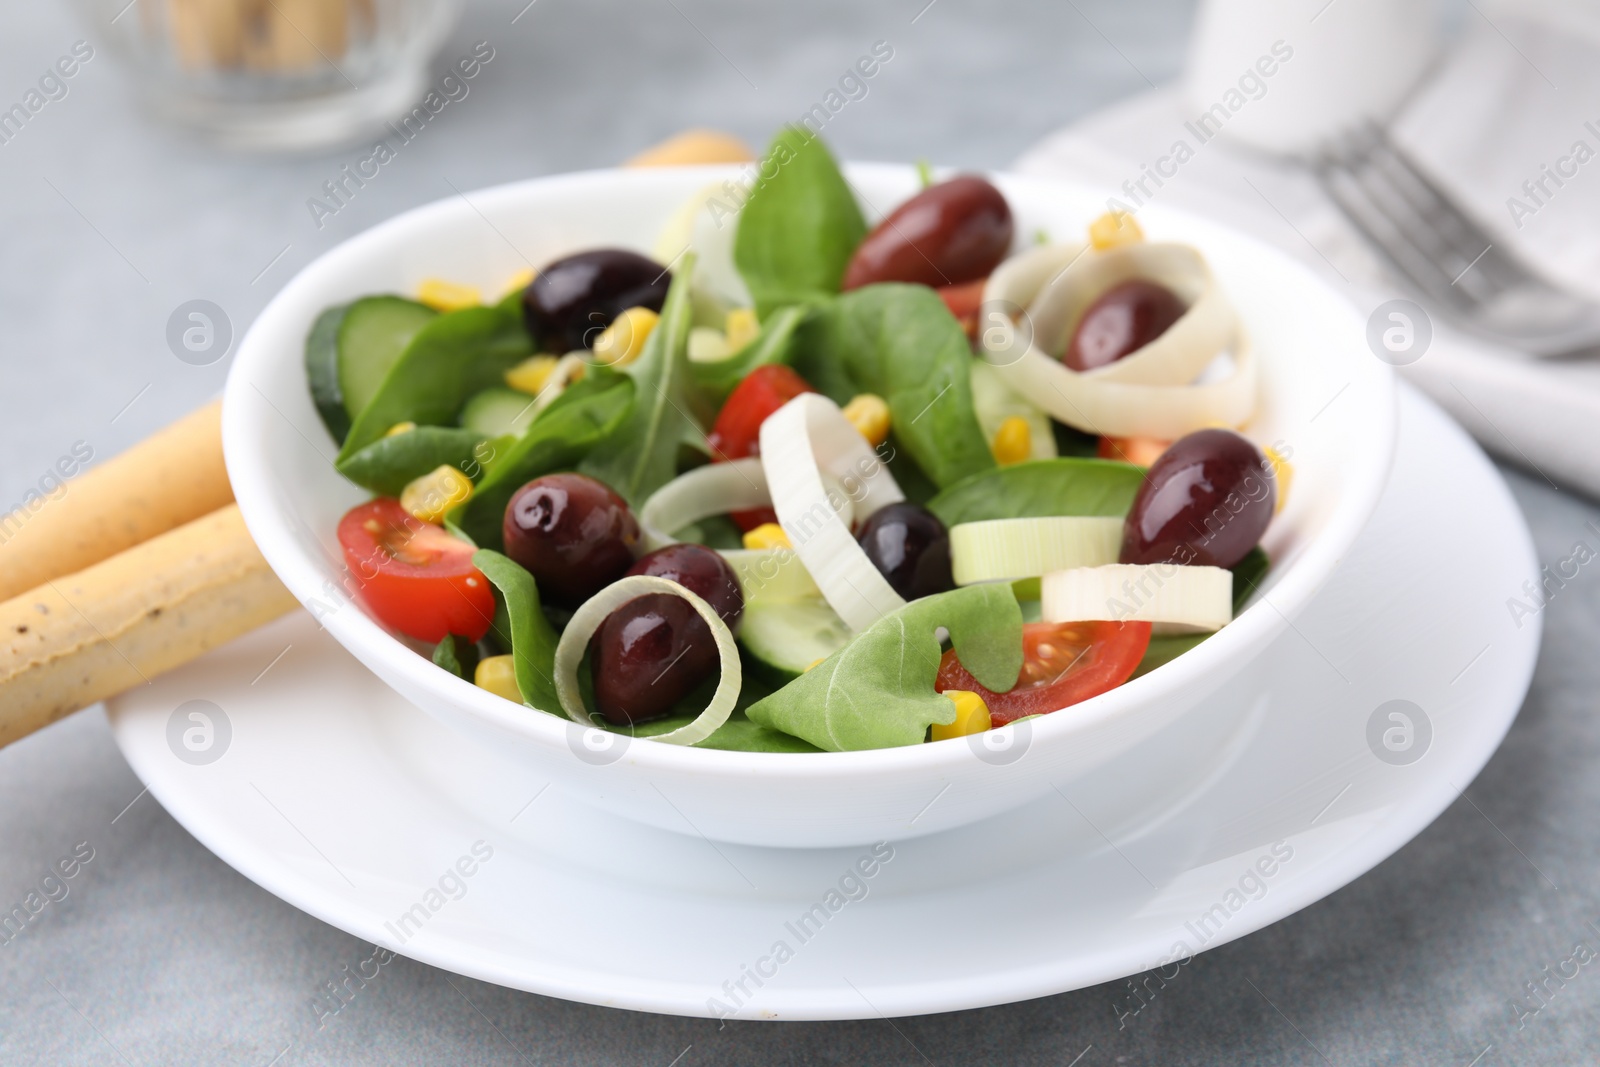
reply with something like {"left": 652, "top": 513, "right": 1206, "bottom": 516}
{"left": 107, "top": 388, "right": 1538, "bottom": 1020}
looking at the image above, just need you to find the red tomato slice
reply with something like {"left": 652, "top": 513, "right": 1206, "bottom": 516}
{"left": 708, "top": 364, "right": 817, "bottom": 531}
{"left": 337, "top": 498, "right": 495, "bottom": 644}
{"left": 936, "top": 620, "right": 1151, "bottom": 727}
{"left": 707, "top": 364, "right": 816, "bottom": 462}
{"left": 938, "top": 278, "right": 986, "bottom": 340}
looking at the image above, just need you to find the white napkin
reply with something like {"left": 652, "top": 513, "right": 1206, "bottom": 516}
{"left": 1013, "top": 6, "right": 1600, "bottom": 498}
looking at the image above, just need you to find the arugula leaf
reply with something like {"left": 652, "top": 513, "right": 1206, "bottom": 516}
{"left": 335, "top": 426, "right": 486, "bottom": 495}
{"left": 734, "top": 128, "right": 867, "bottom": 315}
{"left": 746, "top": 584, "right": 1024, "bottom": 752}
{"left": 927, "top": 457, "right": 1145, "bottom": 527}
{"left": 473, "top": 550, "right": 561, "bottom": 712}
{"left": 338, "top": 304, "right": 531, "bottom": 460}
{"left": 450, "top": 369, "right": 635, "bottom": 550}
{"left": 688, "top": 304, "right": 809, "bottom": 408}
{"left": 579, "top": 254, "right": 698, "bottom": 506}
{"left": 793, "top": 284, "right": 995, "bottom": 488}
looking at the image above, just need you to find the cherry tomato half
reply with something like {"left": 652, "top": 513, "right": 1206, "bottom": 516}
{"left": 337, "top": 498, "right": 495, "bottom": 644}
{"left": 936, "top": 619, "right": 1151, "bottom": 727}
{"left": 708, "top": 364, "right": 816, "bottom": 531}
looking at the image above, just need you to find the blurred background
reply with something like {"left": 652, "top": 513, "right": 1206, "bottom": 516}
{"left": 5, "top": 0, "right": 1600, "bottom": 1062}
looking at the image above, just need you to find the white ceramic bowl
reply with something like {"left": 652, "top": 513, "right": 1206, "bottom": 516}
{"left": 224, "top": 164, "right": 1396, "bottom": 848}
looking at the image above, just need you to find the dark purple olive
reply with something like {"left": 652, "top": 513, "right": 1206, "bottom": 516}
{"left": 591, "top": 596, "right": 716, "bottom": 725}
{"left": 589, "top": 544, "right": 744, "bottom": 725}
{"left": 857, "top": 503, "right": 953, "bottom": 600}
{"left": 1120, "top": 429, "right": 1275, "bottom": 569}
{"left": 523, "top": 249, "right": 670, "bottom": 353}
{"left": 842, "top": 176, "right": 1014, "bottom": 291}
{"left": 503, "top": 473, "right": 640, "bottom": 608}
{"left": 627, "top": 544, "right": 744, "bottom": 629}
{"left": 1064, "top": 279, "right": 1187, "bottom": 372}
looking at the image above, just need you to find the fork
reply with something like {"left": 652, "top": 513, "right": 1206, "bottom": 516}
{"left": 1313, "top": 122, "right": 1600, "bottom": 356}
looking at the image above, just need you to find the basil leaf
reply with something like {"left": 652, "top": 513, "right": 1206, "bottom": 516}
{"left": 450, "top": 369, "right": 635, "bottom": 550}
{"left": 579, "top": 254, "right": 698, "bottom": 506}
{"left": 733, "top": 128, "right": 867, "bottom": 315}
{"left": 688, "top": 303, "right": 809, "bottom": 408}
{"left": 338, "top": 304, "right": 531, "bottom": 460}
{"left": 927, "top": 457, "right": 1145, "bottom": 527}
{"left": 746, "top": 584, "right": 1024, "bottom": 752}
{"left": 335, "top": 426, "right": 486, "bottom": 495}
{"left": 793, "top": 284, "right": 995, "bottom": 489}
{"left": 473, "top": 549, "right": 561, "bottom": 713}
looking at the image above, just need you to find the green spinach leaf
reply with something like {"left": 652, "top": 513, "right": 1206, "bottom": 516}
{"left": 432, "top": 633, "right": 481, "bottom": 680}
{"left": 450, "top": 369, "right": 635, "bottom": 550}
{"left": 473, "top": 549, "right": 561, "bottom": 713}
{"left": 1231, "top": 545, "right": 1270, "bottom": 613}
{"left": 337, "top": 304, "right": 530, "bottom": 461}
{"left": 1131, "top": 633, "right": 1208, "bottom": 679}
{"left": 746, "top": 584, "right": 1024, "bottom": 751}
{"left": 793, "top": 284, "right": 996, "bottom": 489}
{"left": 733, "top": 128, "right": 867, "bottom": 315}
{"left": 335, "top": 426, "right": 487, "bottom": 495}
{"left": 927, "top": 457, "right": 1145, "bottom": 527}
{"left": 579, "top": 254, "right": 698, "bottom": 506}
{"left": 688, "top": 303, "right": 808, "bottom": 409}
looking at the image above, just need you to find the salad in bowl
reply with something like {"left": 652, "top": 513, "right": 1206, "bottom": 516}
{"left": 306, "top": 127, "right": 1285, "bottom": 757}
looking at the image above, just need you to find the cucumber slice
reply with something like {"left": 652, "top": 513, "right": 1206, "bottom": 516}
{"left": 336, "top": 296, "right": 437, "bottom": 422}
{"left": 970, "top": 360, "right": 1057, "bottom": 461}
{"left": 738, "top": 599, "right": 852, "bottom": 685}
{"left": 305, "top": 303, "right": 350, "bottom": 443}
{"left": 459, "top": 387, "right": 539, "bottom": 438}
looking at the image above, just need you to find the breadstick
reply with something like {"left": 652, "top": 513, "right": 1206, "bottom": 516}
{"left": 625, "top": 129, "right": 756, "bottom": 168}
{"left": 0, "top": 504, "right": 297, "bottom": 748}
{"left": 0, "top": 399, "right": 233, "bottom": 602}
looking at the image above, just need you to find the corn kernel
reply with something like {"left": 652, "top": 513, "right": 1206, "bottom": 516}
{"left": 1264, "top": 444, "right": 1294, "bottom": 514}
{"left": 991, "top": 416, "right": 1032, "bottom": 466}
{"left": 805, "top": 657, "right": 826, "bottom": 672}
{"left": 842, "top": 393, "right": 891, "bottom": 447}
{"left": 417, "top": 278, "right": 481, "bottom": 312}
{"left": 742, "top": 522, "right": 792, "bottom": 551}
{"left": 592, "top": 306, "right": 660, "bottom": 367}
{"left": 1088, "top": 210, "right": 1144, "bottom": 251}
{"left": 384, "top": 421, "right": 417, "bottom": 438}
{"left": 505, "top": 354, "right": 560, "bottom": 396}
{"left": 400, "top": 464, "right": 474, "bottom": 525}
{"left": 931, "top": 690, "right": 991, "bottom": 741}
{"left": 501, "top": 266, "right": 536, "bottom": 298}
{"left": 688, "top": 326, "right": 730, "bottom": 363}
{"left": 725, "top": 307, "right": 760, "bottom": 351}
{"left": 474, "top": 655, "right": 522, "bottom": 703}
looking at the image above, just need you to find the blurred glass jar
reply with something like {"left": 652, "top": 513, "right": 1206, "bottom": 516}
{"left": 82, "top": 0, "right": 462, "bottom": 151}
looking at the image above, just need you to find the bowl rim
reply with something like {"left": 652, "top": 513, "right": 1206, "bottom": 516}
{"left": 223, "top": 162, "right": 1398, "bottom": 778}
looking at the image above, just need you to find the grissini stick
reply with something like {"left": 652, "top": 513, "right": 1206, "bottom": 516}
{"left": 0, "top": 129, "right": 754, "bottom": 751}
{"left": 0, "top": 504, "right": 297, "bottom": 748}
{"left": 0, "top": 399, "right": 232, "bottom": 602}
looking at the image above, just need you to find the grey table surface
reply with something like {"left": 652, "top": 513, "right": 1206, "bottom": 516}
{"left": 3, "top": 0, "right": 1599, "bottom": 1063}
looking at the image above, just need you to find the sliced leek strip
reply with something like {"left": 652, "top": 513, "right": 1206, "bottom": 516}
{"left": 553, "top": 574, "right": 741, "bottom": 746}
{"left": 636, "top": 457, "right": 845, "bottom": 604}
{"left": 950, "top": 516, "right": 1123, "bottom": 585}
{"left": 1023, "top": 243, "right": 1235, "bottom": 387}
{"left": 1041, "top": 563, "right": 1233, "bottom": 632}
{"left": 986, "top": 320, "right": 1258, "bottom": 438}
{"left": 758, "top": 393, "right": 907, "bottom": 631}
